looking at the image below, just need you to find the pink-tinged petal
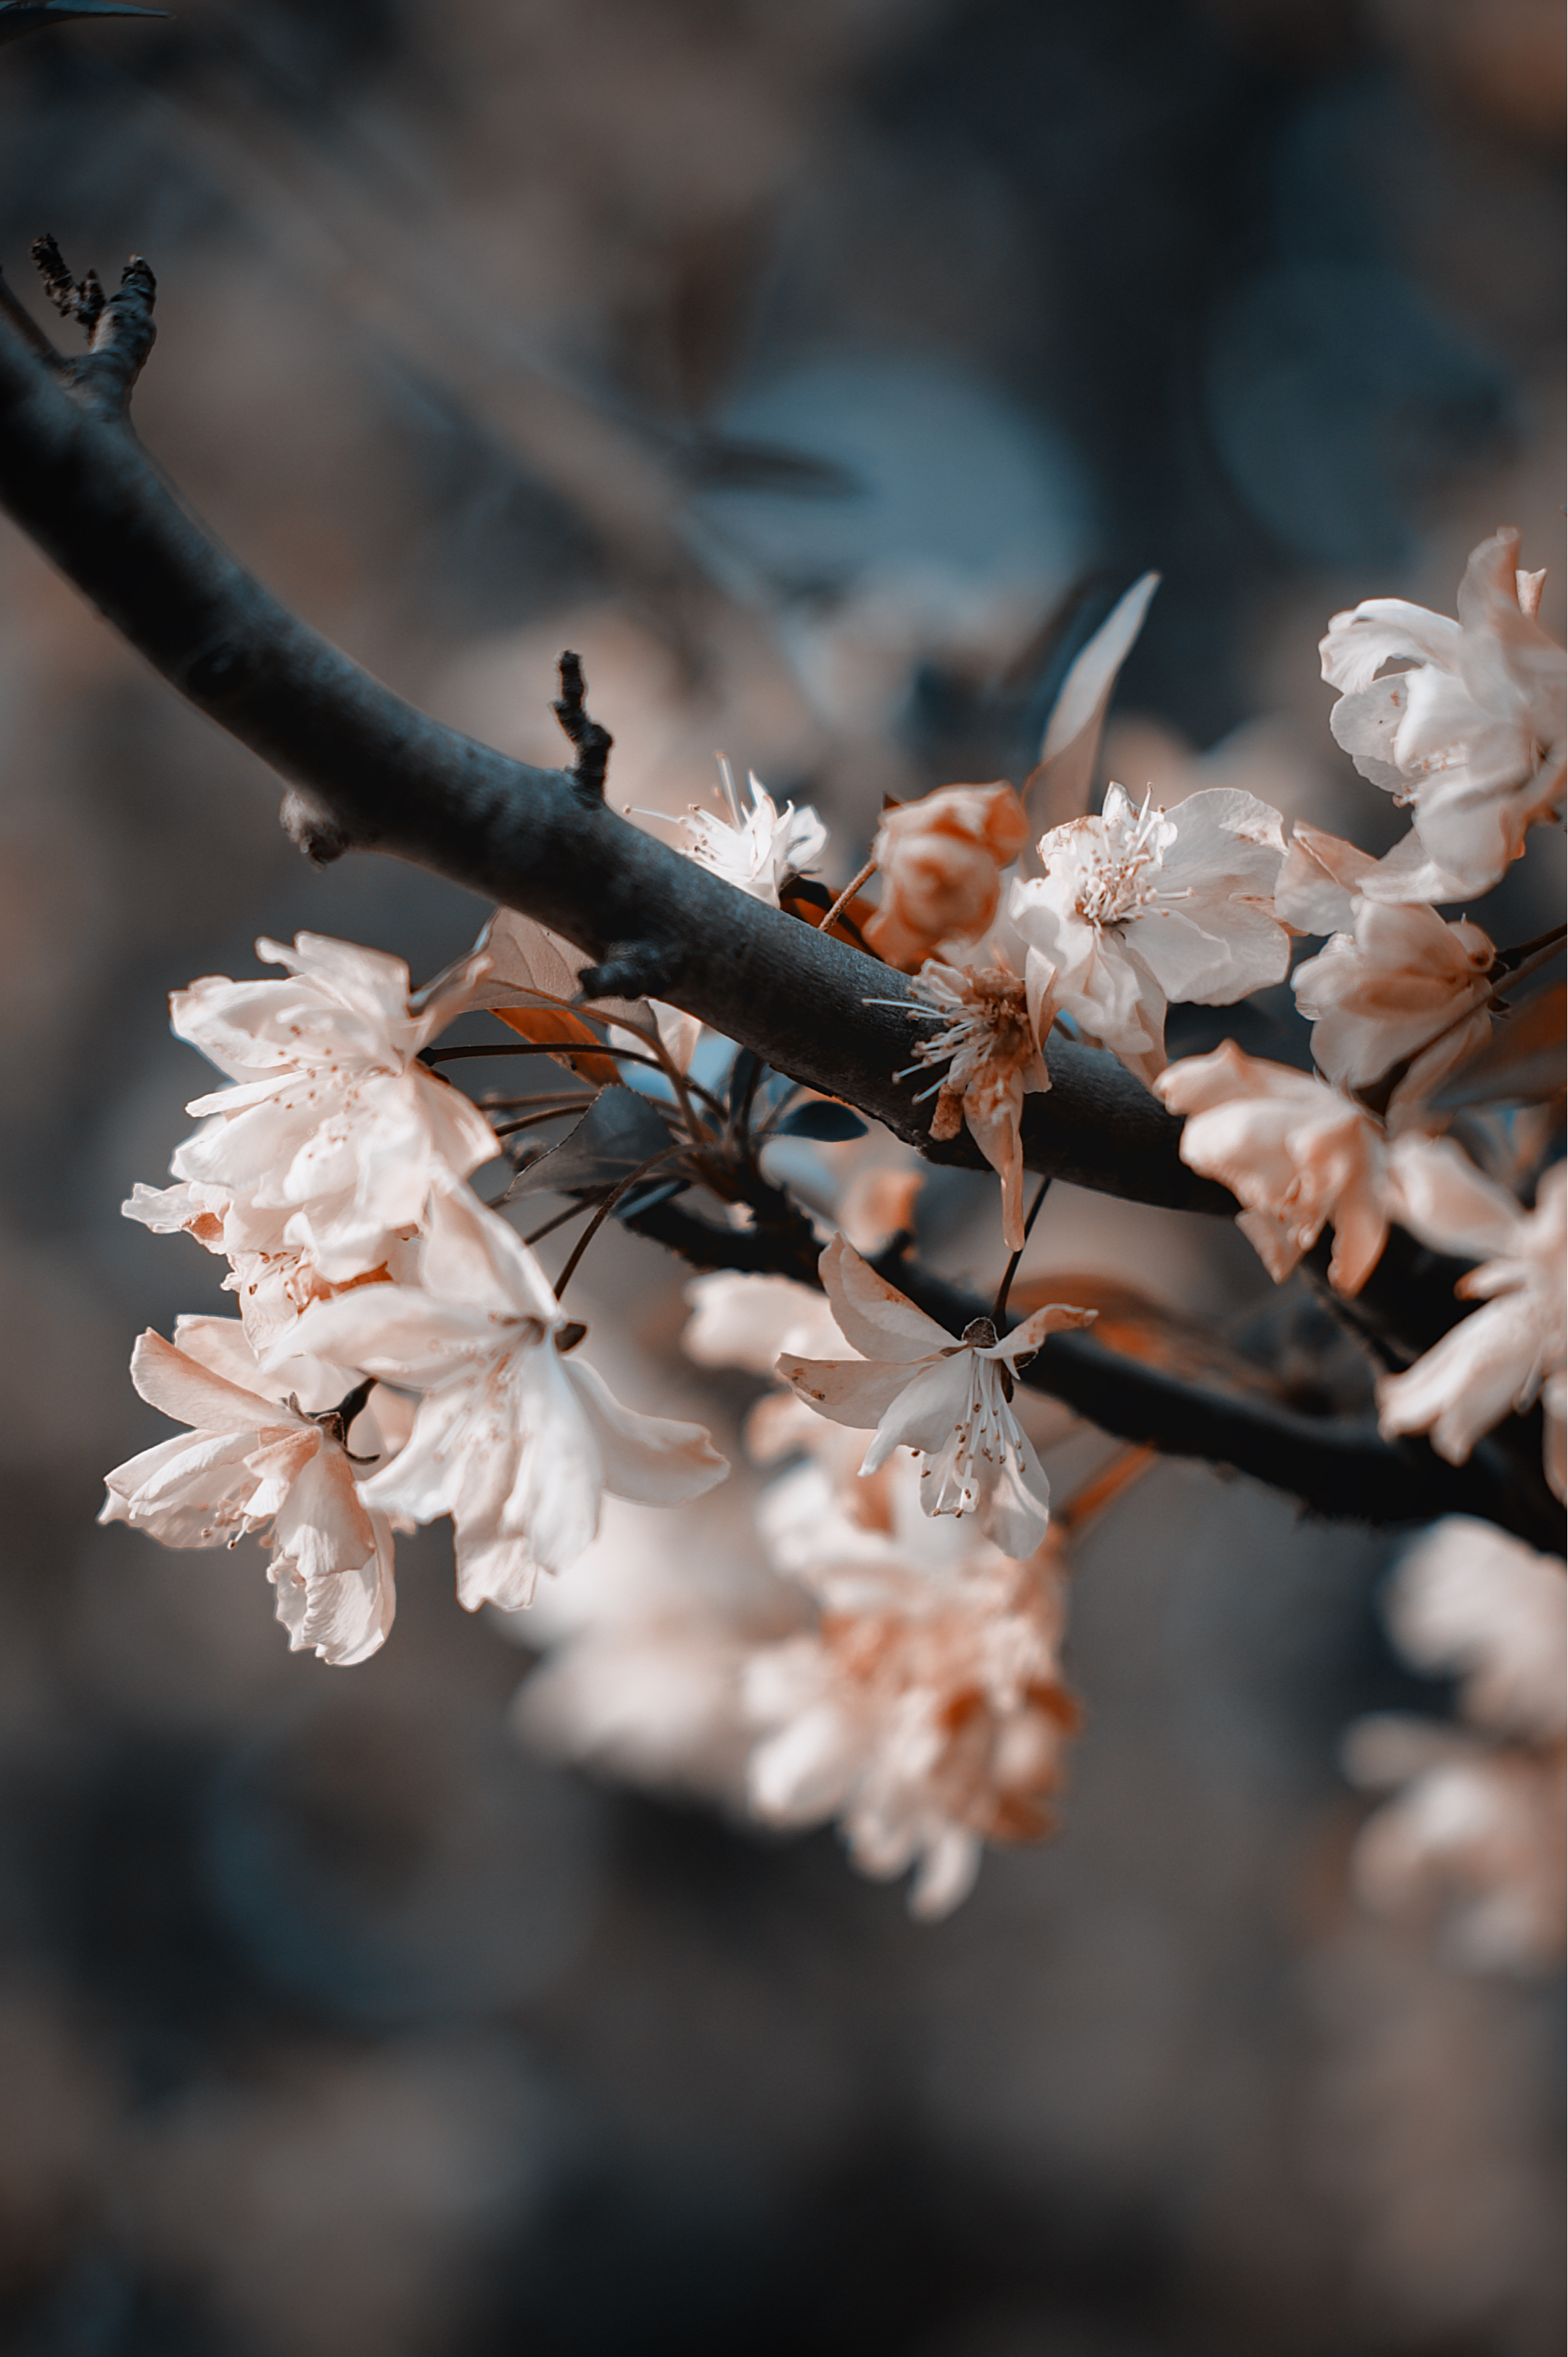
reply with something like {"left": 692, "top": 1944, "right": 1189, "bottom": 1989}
{"left": 1000, "top": 1302, "right": 1097, "bottom": 1359}
{"left": 270, "top": 1511, "right": 396, "bottom": 1666}
{"left": 1378, "top": 1297, "right": 1545, "bottom": 1463}
{"left": 1234, "top": 1207, "right": 1308, "bottom": 1284}
{"left": 1384, "top": 1136, "right": 1525, "bottom": 1263}
{"left": 358, "top": 1380, "right": 500, "bottom": 1527}
{"left": 908, "top": 1828, "right": 983, "bottom": 1921}
{"left": 129, "top": 1330, "right": 293, "bottom": 1433}
{"left": 749, "top": 1700, "right": 864, "bottom": 1824}
{"left": 259, "top": 932, "right": 417, "bottom": 1038}
{"left": 453, "top": 1527, "right": 543, "bottom": 1614}
{"left": 1275, "top": 825, "right": 1380, "bottom": 933}
{"left": 776, "top": 1354, "right": 922, "bottom": 1433}
{"left": 563, "top": 1357, "right": 729, "bottom": 1507}
{"left": 973, "top": 1434, "right": 1051, "bottom": 1560}
{"left": 863, "top": 1354, "right": 972, "bottom": 1465}
{"left": 100, "top": 1429, "right": 267, "bottom": 1547}
{"left": 267, "top": 1441, "right": 378, "bottom": 1584}
{"left": 1319, "top": 598, "right": 1462, "bottom": 695}
{"left": 1133, "top": 896, "right": 1289, "bottom": 1005}
{"left": 1327, "top": 680, "right": 1410, "bottom": 793}
{"left": 1162, "top": 787, "right": 1285, "bottom": 884}
{"left": 1351, "top": 826, "right": 1473, "bottom": 907}
{"left": 820, "top": 1235, "right": 957, "bottom": 1362}
{"left": 418, "top": 1183, "right": 559, "bottom": 1325}
{"left": 278, "top": 1285, "right": 501, "bottom": 1385}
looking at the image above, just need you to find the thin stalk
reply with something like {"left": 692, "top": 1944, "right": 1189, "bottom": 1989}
{"left": 993, "top": 1176, "right": 1053, "bottom": 1324}
{"left": 551, "top": 1150, "right": 685, "bottom": 1304}
{"left": 817, "top": 855, "right": 878, "bottom": 939}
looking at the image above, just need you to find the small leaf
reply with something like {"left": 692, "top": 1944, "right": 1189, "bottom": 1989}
{"left": 511, "top": 1086, "right": 676, "bottom": 1197}
{"left": 1024, "top": 572, "right": 1160, "bottom": 838}
{"left": 774, "top": 1100, "right": 868, "bottom": 1141}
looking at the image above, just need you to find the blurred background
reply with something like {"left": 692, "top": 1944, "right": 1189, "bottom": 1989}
{"left": 0, "top": 1, "right": 1562, "bottom": 2350}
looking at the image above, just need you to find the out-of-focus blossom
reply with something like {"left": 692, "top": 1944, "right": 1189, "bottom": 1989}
{"left": 776, "top": 1235, "right": 1094, "bottom": 1558}
{"left": 100, "top": 1318, "right": 397, "bottom": 1666}
{"left": 863, "top": 781, "right": 1029, "bottom": 970}
{"left": 682, "top": 1271, "right": 849, "bottom": 1374}
{"left": 1291, "top": 902, "right": 1494, "bottom": 1116}
{"left": 1321, "top": 529, "right": 1566, "bottom": 901}
{"left": 168, "top": 935, "right": 498, "bottom": 1281}
{"left": 513, "top": 1498, "right": 799, "bottom": 1804}
{"left": 839, "top": 1165, "right": 923, "bottom": 1254}
{"left": 902, "top": 950, "right": 1050, "bottom": 1248}
{"left": 1156, "top": 1041, "right": 1388, "bottom": 1293}
{"left": 280, "top": 1187, "right": 728, "bottom": 1612}
{"left": 745, "top": 1526, "right": 1077, "bottom": 1919}
{"left": 1343, "top": 1518, "right": 1566, "bottom": 1971}
{"left": 1376, "top": 1143, "right": 1565, "bottom": 1493}
{"left": 1345, "top": 1719, "right": 1565, "bottom": 1972}
{"left": 680, "top": 765, "right": 826, "bottom": 906}
{"left": 1384, "top": 1517, "right": 1566, "bottom": 1740}
{"left": 1009, "top": 785, "right": 1289, "bottom": 1086}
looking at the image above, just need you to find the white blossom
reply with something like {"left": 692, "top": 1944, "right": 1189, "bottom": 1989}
{"left": 168, "top": 933, "right": 499, "bottom": 1282}
{"left": 1343, "top": 1519, "right": 1566, "bottom": 1971}
{"left": 1009, "top": 784, "right": 1289, "bottom": 1085}
{"left": 100, "top": 1317, "right": 398, "bottom": 1666}
{"left": 775, "top": 1235, "right": 1094, "bottom": 1559}
{"left": 680, "top": 764, "right": 826, "bottom": 906}
{"left": 278, "top": 1186, "right": 729, "bottom": 1613}
{"left": 1377, "top": 1142, "right": 1565, "bottom": 1493}
{"left": 1320, "top": 528, "right": 1566, "bottom": 902}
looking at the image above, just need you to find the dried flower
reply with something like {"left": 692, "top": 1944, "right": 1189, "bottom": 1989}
{"left": 900, "top": 951, "right": 1050, "bottom": 1247}
{"left": 863, "top": 781, "right": 1029, "bottom": 970}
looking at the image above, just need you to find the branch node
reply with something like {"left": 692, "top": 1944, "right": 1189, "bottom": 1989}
{"left": 577, "top": 941, "right": 682, "bottom": 1001}
{"left": 69, "top": 255, "right": 156, "bottom": 419}
{"left": 279, "top": 787, "right": 349, "bottom": 867}
{"left": 553, "top": 650, "right": 612, "bottom": 799}
{"left": 30, "top": 233, "right": 101, "bottom": 327}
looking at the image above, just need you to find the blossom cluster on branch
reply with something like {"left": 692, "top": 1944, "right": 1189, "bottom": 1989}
{"left": 100, "top": 524, "right": 1566, "bottom": 1932}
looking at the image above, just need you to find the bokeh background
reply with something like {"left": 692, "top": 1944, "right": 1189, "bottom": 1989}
{"left": 0, "top": 2, "right": 1563, "bottom": 2351}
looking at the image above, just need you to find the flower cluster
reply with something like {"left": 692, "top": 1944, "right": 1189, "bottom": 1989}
{"left": 107, "top": 933, "right": 727, "bottom": 1662}
{"left": 105, "top": 533, "right": 1563, "bottom": 1948}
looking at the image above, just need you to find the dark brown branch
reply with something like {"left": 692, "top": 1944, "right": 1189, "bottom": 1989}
{"left": 552, "top": 649, "right": 612, "bottom": 800}
{"left": 0, "top": 307, "right": 1224, "bottom": 1215}
{"left": 605, "top": 1199, "right": 1561, "bottom": 1545}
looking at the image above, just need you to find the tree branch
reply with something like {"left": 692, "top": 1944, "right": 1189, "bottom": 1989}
{"left": 601, "top": 1197, "right": 1563, "bottom": 1546}
{"left": 0, "top": 301, "right": 1226, "bottom": 1215}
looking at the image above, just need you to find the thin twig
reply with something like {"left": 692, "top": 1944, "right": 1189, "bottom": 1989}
{"left": 816, "top": 854, "right": 878, "bottom": 940}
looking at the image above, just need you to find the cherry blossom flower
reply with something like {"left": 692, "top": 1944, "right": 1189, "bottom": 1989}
{"left": 1345, "top": 1721, "right": 1565, "bottom": 1971}
{"left": 744, "top": 1525, "right": 1077, "bottom": 1919}
{"left": 679, "top": 763, "right": 826, "bottom": 906}
{"left": 1320, "top": 528, "right": 1567, "bottom": 901}
{"left": 1291, "top": 900, "right": 1494, "bottom": 1116}
{"left": 1376, "top": 1142, "right": 1565, "bottom": 1493}
{"left": 775, "top": 1235, "right": 1095, "bottom": 1559}
{"left": 278, "top": 1186, "right": 729, "bottom": 1614}
{"left": 1343, "top": 1519, "right": 1565, "bottom": 1970}
{"left": 100, "top": 1317, "right": 398, "bottom": 1666}
{"left": 899, "top": 950, "right": 1050, "bottom": 1247}
{"left": 1009, "top": 785, "right": 1289, "bottom": 1086}
{"left": 1383, "top": 1517, "right": 1566, "bottom": 1741}
{"left": 168, "top": 934, "right": 499, "bottom": 1282}
{"left": 1155, "top": 1041, "right": 1388, "bottom": 1293}
{"left": 862, "top": 781, "right": 1029, "bottom": 970}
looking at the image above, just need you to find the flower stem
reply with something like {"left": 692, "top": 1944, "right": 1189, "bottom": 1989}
{"left": 992, "top": 1176, "right": 1053, "bottom": 1324}
{"left": 817, "top": 855, "right": 878, "bottom": 939}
